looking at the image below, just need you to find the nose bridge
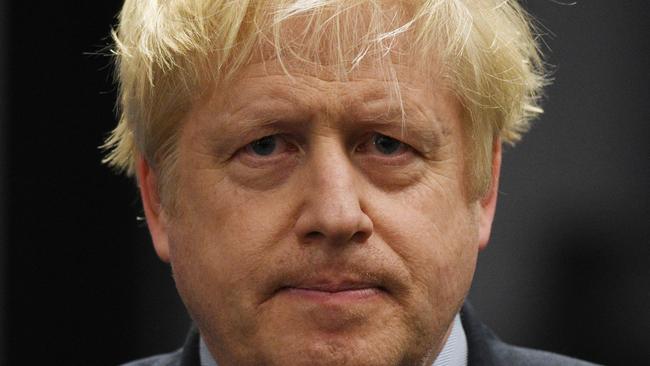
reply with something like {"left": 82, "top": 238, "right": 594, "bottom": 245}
{"left": 312, "top": 139, "right": 355, "bottom": 199}
{"left": 295, "top": 137, "right": 373, "bottom": 244}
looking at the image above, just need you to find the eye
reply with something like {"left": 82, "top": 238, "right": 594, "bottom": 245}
{"left": 241, "top": 135, "right": 297, "bottom": 159}
{"left": 357, "top": 133, "right": 411, "bottom": 157}
{"left": 248, "top": 136, "right": 279, "bottom": 156}
{"left": 372, "top": 134, "right": 406, "bottom": 155}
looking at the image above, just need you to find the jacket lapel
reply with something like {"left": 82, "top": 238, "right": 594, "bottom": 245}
{"left": 461, "top": 302, "right": 505, "bottom": 366}
{"left": 179, "top": 325, "right": 202, "bottom": 366}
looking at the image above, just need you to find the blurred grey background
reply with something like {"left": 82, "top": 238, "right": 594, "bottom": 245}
{"left": 2, "top": 1, "right": 648, "bottom": 365}
{"left": 469, "top": 2, "right": 650, "bottom": 364}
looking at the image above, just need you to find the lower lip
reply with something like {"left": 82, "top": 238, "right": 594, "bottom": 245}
{"left": 280, "top": 287, "right": 383, "bottom": 303}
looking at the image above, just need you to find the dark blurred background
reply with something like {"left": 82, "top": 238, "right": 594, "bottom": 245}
{"left": 1, "top": 1, "right": 648, "bottom": 365}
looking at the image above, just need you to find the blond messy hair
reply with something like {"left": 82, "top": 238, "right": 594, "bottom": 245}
{"left": 103, "top": 0, "right": 546, "bottom": 201}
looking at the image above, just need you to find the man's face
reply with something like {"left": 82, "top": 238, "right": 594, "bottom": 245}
{"left": 140, "top": 57, "right": 498, "bottom": 365}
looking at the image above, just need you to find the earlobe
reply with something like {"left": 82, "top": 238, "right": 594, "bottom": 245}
{"left": 136, "top": 156, "right": 171, "bottom": 262}
{"left": 477, "top": 139, "right": 502, "bottom": 251}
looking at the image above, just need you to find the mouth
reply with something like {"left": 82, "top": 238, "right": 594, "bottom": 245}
{"left": 274, "top": 279, "right": 389, "bottom": 304}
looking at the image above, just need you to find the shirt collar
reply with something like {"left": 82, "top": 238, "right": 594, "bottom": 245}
{"left": 433, "top": 313, "right": 468, "bottom": 366}
{"left": 200, "top": 313, "right": 467, "bottom": 366}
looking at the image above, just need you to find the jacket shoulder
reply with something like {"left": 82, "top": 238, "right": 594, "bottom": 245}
{"left": 120, "top": 349, "right": 183, "bottom": 366}
{"left": 461, "top": 303, "right": 600, "bottom": 366}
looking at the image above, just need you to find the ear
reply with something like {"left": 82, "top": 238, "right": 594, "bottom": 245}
{"left": 477, "top": 138, "right": 502, "bottom": 251}
{"left": 136, "top": 155, "right": 171, "bottom": 262}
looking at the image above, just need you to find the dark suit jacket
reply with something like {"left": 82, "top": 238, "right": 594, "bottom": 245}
{"left": 122, "top": 303, "right": 598, "bottom": 366}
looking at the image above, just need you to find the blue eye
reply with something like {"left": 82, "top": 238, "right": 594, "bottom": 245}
{"left": 249, "top": 136, "right": 277, "bottom": 156}
{"left": 373, "top": 134, "right": 404, "bottom": 155}
{"left": 243, "top": 135, "right": 296, "bottom": 159}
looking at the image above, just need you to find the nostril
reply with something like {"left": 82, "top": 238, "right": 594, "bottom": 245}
{"left": 351, "top": 230, "right": 371, "bottom": 243}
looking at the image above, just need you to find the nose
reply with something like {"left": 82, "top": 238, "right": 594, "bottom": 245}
{"left": 294, "top": 141, "right": 373, "bottom": 246}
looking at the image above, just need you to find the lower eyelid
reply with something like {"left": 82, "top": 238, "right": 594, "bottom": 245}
{"left": 237, "top": 153, "right": 297, "bottom": 169}
{"left": 357, "top": 151, "right": 416, "bottom": 167}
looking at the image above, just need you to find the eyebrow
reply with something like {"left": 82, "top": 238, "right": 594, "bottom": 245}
{"left": 221, "top": 97, "right": 311, "bottom": 135}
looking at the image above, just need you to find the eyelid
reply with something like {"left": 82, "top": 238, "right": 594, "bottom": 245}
{"left": 235, "top": 134, "right": 300, "bottom": 169}
{"left": 356, "top": 133, "right": 412, "bottom": 155}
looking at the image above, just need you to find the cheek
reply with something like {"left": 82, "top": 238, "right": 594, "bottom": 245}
{"left": 367, "top": 175, "right": 480, "bottom": 305}
{"left": 175, "top": 165, "right": 285, "bottom": 235}
{"left": 166, "top": 168, "right": 303, "bottom": 302}
{"left": 165, "top": 173, "right": 301, "bottom": 356}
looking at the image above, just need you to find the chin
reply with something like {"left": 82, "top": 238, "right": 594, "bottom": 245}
{"left": 258, "top": 334, "right": 430, "bottom": 366}
{"left": 241, "top": 310, "right": 438, "bottom": 366}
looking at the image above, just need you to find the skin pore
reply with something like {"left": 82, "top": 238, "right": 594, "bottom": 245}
{"left": 137, "top": 56, "right": 500, "bottom": 366}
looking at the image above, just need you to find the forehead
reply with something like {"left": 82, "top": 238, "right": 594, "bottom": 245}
{"left": 187, "top": 2, "right": 456, "bottom": 136}
{"left": 219, "top": 59, "right": 442, "bottom": 117}
{"left": 217, "top": 10, "right": 446, "bottom": 117}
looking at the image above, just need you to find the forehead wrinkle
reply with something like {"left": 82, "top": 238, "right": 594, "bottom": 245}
{"left": 209, "top": 59, "right": 451, "bottom": 139}
{"left": 221, "top": 71, "right": 386, "bottom": 128}
{"left": 221, "top": 96, "right": 306, "bottom": 136}
{"left": 351, "top": 88, "right": 445, "bottom": 133}
{"left": 216, "top": 77, "right": 316, "bottom": 125}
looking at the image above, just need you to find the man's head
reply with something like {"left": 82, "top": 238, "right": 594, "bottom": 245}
{"left": 105, "top": 1, "right": 545, "bottom": 365}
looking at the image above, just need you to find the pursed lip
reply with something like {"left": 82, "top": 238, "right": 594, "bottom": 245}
{"left": 259, "top": 268, "right": 403, "bottom": 306}
{"left": 288, "top": 281, "right": 383, "bottom": 293}
{"left": 272, "top": 277, "right": 389, "bottom": 303}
